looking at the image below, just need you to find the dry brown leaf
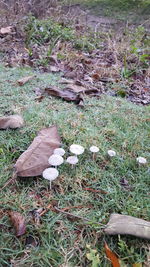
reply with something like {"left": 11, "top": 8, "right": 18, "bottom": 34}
{"left": 0, "top": 115, "right": 24, "bottom": 129}
{"left": 92, "top": 73, "right": 100, "bottom": 80}
{"left": 59, "top": 78, "right": 74, "bottom": 85}
{"left": 15, "top": 126, "right": 60, "bottom": 177}
{"left": 17, "top": 75, "right": 35, "bottom": 86}
{"left": 66, "top": 84, "right": 86, "bottom": 93}
{"left": 104, "top": 214, "right": 150, "bottom": 239}
{"left": 104, "top": 242, "right": 120, "bottom": 267}
{"left": 15, "top": 125, "right": 61, "bottom": 177}
{"left": 45, "top": 86, "right": 83, "bottom": 105}
{"left": 0, "top": 26, "right": 13, "bottom": 34}
{"left": 8, "top": 211, "right": 26, "bottom": 237}
{"left": 49, "top": 65, "right": 60, "bottom": 72}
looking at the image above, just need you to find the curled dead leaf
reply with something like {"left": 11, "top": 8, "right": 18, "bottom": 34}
{"left": 0, "top": 115, "right": 24, "bottom": 129}
{"left": 8, "top": 211, "right": 26, "bottom": 237}
{"left": 15, "top": 125, "right": 61, "bottom": 177}
{"left": 45, "top": 86, "right": 83, "bottom": 105}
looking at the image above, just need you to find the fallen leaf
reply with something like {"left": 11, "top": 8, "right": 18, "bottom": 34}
{"left": 59, "top": 78, "right": 74, "bottom": 85}
{"left": 133, "top": 264, "right": 143, "bottom": 267}
{"left": 17, "top": 75, "right": 35, "bottom": 86}
{"left": 0, "top": 26, "right": 13, "bottom": 34}
{"left": 0, "top": 115, "right": 24, "bottom": 129}
{"left": 45, "top": 86, "right": 83, "bottom": 105}
{"left": 49, "top": 65, "right": 60, "bottom": 72}
{"left": 104, "top": 242, "right": 120, "bottom": 267}
{"left": 66, "top": 84, "right": 86, "bottom": 93}
{"left": 92, "top": 73, "right": 100, "bottom": 80}
{"left": 64, "top": 70, "right": 78, "bottom": 79}
{"left": 15, "top": 125, "right": 61, "bottom": 177}
{"left": 104, "top": 213, "right": 150, "bottom": 239}
{"left": 8, "top": 211, "right": 26, "bottom": 237}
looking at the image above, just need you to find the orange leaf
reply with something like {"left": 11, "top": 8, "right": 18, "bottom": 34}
{"left": 104, "top": 242, "right": 120, "bottom": 267}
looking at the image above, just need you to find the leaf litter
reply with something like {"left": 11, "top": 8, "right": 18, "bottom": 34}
{"left": 2, "top": 5, "right": 150, "bottom": 105}
{"left": 43, "top": 79, "right": 102, "bottom": 106}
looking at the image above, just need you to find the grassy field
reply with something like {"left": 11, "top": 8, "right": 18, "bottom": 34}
{"left": 64, "top": 0, "right": 150, "bottom": 21}
{"left": 0, "top": 64, "right": 150, "bottom": 266}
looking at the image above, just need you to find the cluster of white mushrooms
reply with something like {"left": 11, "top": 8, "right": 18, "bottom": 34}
{"left": 42, "top": 144, "right": 84, "bottom": 189}
{"left": 42, "top": 144, "right": 147, "bottom": 189}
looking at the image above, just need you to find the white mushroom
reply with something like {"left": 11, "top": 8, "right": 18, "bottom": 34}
{"left": 69, "top": 144, "right": 84, "bottom": 156}
{"left": 48, "top": 154, "right": 64, "bottom": 167}
{"left": 107, "top": 150, "right": 116, "bottom": 157}
{"left": 53, "top": 148, "right": 65, "bottom": 156}
{"left": 42, "top": 168, "right": 59, "bottom": 189}
{"left": 136, "top": 157, "right": 147, "bottom": 165}
{"left": 90, "top": 146, "right": 99, "bottom": 160}
{"left": 90, "top": 146, "right": 99, "bottom": 153}
{"left": 66, "top": 156, "right": 78, "bottom": 168}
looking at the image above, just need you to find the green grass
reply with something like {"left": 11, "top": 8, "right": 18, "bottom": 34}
{"left": 64, "top": 0, "right": 150, "bottom": 21}
{"left": 0, "top": 64, "right": 150, "bottom": 266}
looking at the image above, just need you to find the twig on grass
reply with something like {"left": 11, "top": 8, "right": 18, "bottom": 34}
{"left": 39, "top": 203, "right": 53, "bottom": 216}
{"left": 83, "top": 187, "right": 108, "bottom": 194}
{"left": 39, "top": 204, "right": 93, "bottom": 216}
{"left": 54, "top": 206, "right": 106, "bottom": 228}
{"left": 0, "top": 171, "right": 17, "bottom": 191}
{"left": 39, "top": 203, "right": 105, "bottom": 228}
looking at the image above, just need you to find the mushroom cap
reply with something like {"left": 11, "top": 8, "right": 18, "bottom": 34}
{"left": 136, "top": 156, "right": 147, "bottom": 164}
{"left": 42, "top": 168, "right": 59, "bottom": 181}
{"left": 70, "top": 144, "right": 84, "bottom": 155}
{"left": 54, "top": 148, "right": 65, "bottom": 156}
{"left": 107, "top": 150, "right": 116, "bottom": 157}
{"left": 48, "top": 154, "right": 64, "bottom": 166}
{"left": 66, "top": 156, "right": 78, "bottom": 165}
{"left": 90, "top": 146, "right": 99, "bottom": 153}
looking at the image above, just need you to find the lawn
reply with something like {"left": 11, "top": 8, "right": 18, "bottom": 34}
{"left": 0, "top": 64, "right": 150, "bottom": 266}
{"left": 64, "top": 0, "right": 150, "bottom": 21}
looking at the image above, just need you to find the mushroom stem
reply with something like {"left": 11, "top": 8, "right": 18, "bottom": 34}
{"left": 50, "top": 180, "right": 52, "bottom": 190}
{"left": 92, "top": 153, "right": 96, "bottom": 160}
